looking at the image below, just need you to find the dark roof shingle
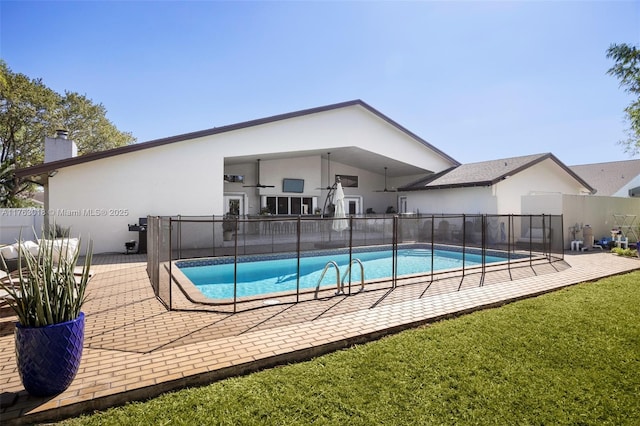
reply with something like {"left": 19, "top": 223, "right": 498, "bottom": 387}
{"left": 401, "top": 153, "right": 595, "bottom": 193}
{"left": 569, "top": 159, "right": 640, "bottom": 196}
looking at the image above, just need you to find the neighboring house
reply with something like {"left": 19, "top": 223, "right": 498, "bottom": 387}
{"left": 399, "top": 153, "right": 595, "bottom": 215}
{"left": 569, "top": 159, "right": 640, "bottom": 198}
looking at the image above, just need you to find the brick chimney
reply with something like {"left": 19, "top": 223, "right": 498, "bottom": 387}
{"left": 44, "top": 129, "right": 77, "bottom": 163}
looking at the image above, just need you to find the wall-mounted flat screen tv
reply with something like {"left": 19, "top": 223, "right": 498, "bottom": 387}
{"left": 282, "top": 178, "right": 304, "bottom": 193}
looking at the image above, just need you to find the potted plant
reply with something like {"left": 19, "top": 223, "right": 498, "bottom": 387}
{"left": 222, "top": 214, "right": 237, "bottom": 241}
{"left": 0, "top": 232, "right": 93, "bottom": 396}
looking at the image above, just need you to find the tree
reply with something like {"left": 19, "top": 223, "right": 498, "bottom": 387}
{"left": 58, "top": 92, "right": 134, "bottom": 154}
{"left": 0, "top": 61, "right": 136, "bottom": 207}
{"left": 606, "top": 43, "right": 640, "bottom": 156}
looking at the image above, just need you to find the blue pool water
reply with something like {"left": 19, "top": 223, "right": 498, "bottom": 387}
{"left": 178, "top": 248, "right": 508, "bottom": 300}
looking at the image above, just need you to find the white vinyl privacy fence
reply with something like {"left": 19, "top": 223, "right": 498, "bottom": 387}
{"left": 522, "top": 194, "right": 640, "bottom": 247}
{"left": 0, "top": 209, "right": 44, "bottom": 244}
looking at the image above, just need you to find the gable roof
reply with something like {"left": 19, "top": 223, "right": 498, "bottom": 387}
{"left": 569, "top": 159, "right": 640, "bottom": 196}
{"left": 15, "top": 99, "right": 459, "bottom": 179}
{"left": 400, "top": 153, "right": 596, "bottom": 193}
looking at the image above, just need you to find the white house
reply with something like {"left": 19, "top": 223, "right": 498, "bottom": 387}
{"left": 15, "top": 100, "right": 639, "bottom": 254}
{"left": 15, "top": 100, "right": 459, "bottom": 253}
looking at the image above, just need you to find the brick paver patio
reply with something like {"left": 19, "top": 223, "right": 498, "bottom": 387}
{"left": 1, "top": 251, "right": 638, "bottom": 425}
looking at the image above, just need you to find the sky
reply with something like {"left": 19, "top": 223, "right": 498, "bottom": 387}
{"left": 1, "top": 0, "right": 639, "bottom": 166}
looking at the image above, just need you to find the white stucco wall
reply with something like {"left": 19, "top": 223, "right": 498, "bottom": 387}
{"left": 209, "top": 104, "right": 453, "bottom": 172}
{"left": 402, "top": 187, "right": 497, "bottom": 215}
{"left": 494, "top": 158, "right": 589, "bottom": 214}
{"left": 48, "top": 139, "right": 225, "bottom": 253}
{"left": 47, "top": 104, "right": 455, "bottom": 253}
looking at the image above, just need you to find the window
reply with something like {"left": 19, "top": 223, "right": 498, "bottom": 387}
{"left": 291, "top": 197, "right": 301, "bottom": 214}
{"left": 266, "top": 197, "right": 276, "bottom": 214}
{"left": 277, "top": 197, "right": 289, "bottom": 215}
{"left": 265, "top": 196, "right": 315, "bottom": 215}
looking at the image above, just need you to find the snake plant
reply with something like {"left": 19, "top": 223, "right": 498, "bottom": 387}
{"left": 0, "top": 232, "right": 93, "bottom": 327}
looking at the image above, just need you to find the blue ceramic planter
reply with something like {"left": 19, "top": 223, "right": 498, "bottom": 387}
{"left": 15, "top": 312, "right": 85, "bottom": 396}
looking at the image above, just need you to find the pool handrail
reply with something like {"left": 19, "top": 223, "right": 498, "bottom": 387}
{"left": 341, "top": 258, "right": 365, "bottom": 294}
{"left": 314, "top": 261, "right": 342, "bottom": 298}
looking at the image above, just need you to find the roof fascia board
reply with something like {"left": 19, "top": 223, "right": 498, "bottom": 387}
{"left": 400, "top": 181, "right": 494, "bottom": 192}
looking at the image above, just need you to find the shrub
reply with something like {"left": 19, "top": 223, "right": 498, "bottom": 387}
{"left": 610, "top": 247, "right": 639, "bottom": 258}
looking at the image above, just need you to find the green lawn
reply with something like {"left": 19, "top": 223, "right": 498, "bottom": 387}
{"left": 61, "top": 271, "right": 640, "bottom": 425}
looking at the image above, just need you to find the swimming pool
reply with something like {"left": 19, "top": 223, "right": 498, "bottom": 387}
{"left": 175, "top": 246, "right": 511, "bottom": 300}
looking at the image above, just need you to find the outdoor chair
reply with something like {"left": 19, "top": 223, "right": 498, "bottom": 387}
{"left": 0, "top": 268, "right": 20, "bottom": 310}
{"left": 464, "top": 221, "right": 476, "bottom": 243}
{"left": 420, "top": 220, "right": 433, "bottom": 241}
{"left": 0, "top": 289, "right": 12, "bottom": 310}
{"left": 435, "top": 220, "right": 450, "bottom": 242}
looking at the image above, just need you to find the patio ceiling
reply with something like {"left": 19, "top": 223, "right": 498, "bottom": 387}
{"left": 225, "top": 147, "right": 432, "bottom": 177}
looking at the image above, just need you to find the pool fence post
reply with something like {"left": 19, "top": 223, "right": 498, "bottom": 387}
{"left": 176, "top": 215, "right": 181, "bottom": 260}
{"left": 392, "top": 215, "right": 398, "bottom": 289}
{"left": 480, "top": 214, "right": 486, "bottom": 287}
{"left": 542, "top": 214, "right": 546, "bottom": 260}
{"left": 457, "top": 214, "right": 466, "bottom": 291}
{"left": 348, "top": 215, "right": 353, "bottom": 295}
{"left": 212, "top": 215, "right": 215, "bottom": 258}
{"left": 233, "top": 215, "right": 239, "bottom": 314}
{"left": 507, "top": 215, "right": 513, "bottom": 280}
{"left": 430, "top": 215, "right": 434, "bottom": 283}
{"left": 168, "top": 216, "right": 173, "bottom": 310}
{"left": 528, "top": 215, "right": 533, "bottom": 268}
{"left": 560, "top": 214, "right": 564, "bottom": 260}
{"left": 296, "top": 215, "right": 301, "bottom": 303}
{"left": 462, "top": 214, "right": 466, "bottom": 274}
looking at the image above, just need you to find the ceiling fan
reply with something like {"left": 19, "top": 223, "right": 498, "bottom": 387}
{"left": 243, "top": 159, "right": 275, "bottom": 188}
{"left": 373, "top": 167, "right": 397, "bottom": 192}
{"left": 316, "top": 152, "right": 335, "bottom": 190}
